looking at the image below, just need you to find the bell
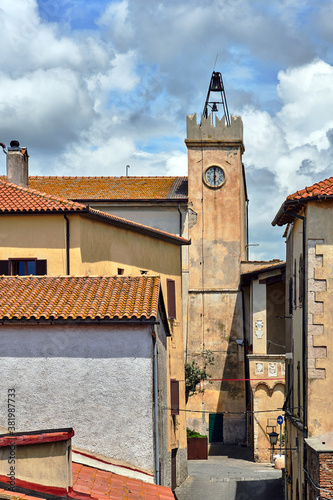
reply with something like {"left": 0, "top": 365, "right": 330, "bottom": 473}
{"left": 211, "top": 103, "right": 218, "bottom": 112}
{"left": 210, "top": 72, "right": 223, "bottom": 92}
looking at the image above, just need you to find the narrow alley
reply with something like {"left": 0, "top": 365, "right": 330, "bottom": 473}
{"left": 174, "top": 445, "right": 283, "bottom": 500}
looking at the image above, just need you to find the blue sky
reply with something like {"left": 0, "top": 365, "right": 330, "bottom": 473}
{"left": 1, "top": 0, "right": 333, "bottom": 259}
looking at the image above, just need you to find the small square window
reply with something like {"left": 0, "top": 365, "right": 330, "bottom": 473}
{"left": 11, "top": 260, "right": 36, "bottom": 276}
{"left": 117, "top": 268, "right": 124, "bottom": 275}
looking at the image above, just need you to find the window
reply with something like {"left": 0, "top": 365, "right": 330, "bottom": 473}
{"left": 288, "top": 277, "right": 293, "bottom": 315}
{"left": 167, "top": 279, "right": 176, "bottom": 319}
{"left": 170, "top": 379, "right": 179, "bottom": 416}
{"left": 117, "top": 268, "right": 124, "bottom": 275}
{"left": 298, "top": 254, "right": 304, "bottom": 306}
{"left": 0, "top": 259, "right": 47, "bottom": 276}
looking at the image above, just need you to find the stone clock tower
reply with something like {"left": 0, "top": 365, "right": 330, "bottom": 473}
{"left": 185, "top": 113, "right": 248, "bottom": 445}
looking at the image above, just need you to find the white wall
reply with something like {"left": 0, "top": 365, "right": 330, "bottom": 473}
{"left": 0, "top": 324, "right": 155, "bottom": 472}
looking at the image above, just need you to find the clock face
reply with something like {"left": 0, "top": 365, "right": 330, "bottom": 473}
{"left": 204, "top": 166, "right": 225, "bottom": 188}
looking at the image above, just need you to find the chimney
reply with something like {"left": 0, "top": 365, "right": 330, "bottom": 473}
{"left": 6, "top": 140, "right": 29, "bottom": 188}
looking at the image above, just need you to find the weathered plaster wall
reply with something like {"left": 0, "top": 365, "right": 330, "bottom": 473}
{"left": 0, "top": 324, "right": 155, "bottom": 473}
{"left": 0, "top": 440, "right": 71, "bottom": 489}
{"left": 185, "top": 114, "right": 246, "bottom": 444}
{"left": 252, "top": 382, "right": 284, "bottom": 462}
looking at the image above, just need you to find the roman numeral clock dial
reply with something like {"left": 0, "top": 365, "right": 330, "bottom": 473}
{"left": 204, "top": 165, "right": 225, "bottom": 188}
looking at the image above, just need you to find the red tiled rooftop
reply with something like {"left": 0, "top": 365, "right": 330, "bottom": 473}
{"left": 72, "top": 463, "right": 174, "bottom": 500}
{"left": 0, "top": 179, "right": 189, "bottom": 245}
{"left": 286, "top": 176, "right": 333, "bottom": 201}
{"left": 0, "top": 179, "right": 86, "bottom": 213}
{"left": 0, "top": 275, "right": 160, "bottom": 321}
{"left": 26, "top": 176, "right": 188, "bottom": 201}
{"left": 272, "top": 176, "right": 333, "bottom": 226}
{"left": 0, "top": 462, "right": 174, "bottom": 500}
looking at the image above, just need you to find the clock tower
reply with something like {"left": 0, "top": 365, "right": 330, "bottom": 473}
{"left": 185, "top": 112, "right": 248, "bottom": 445}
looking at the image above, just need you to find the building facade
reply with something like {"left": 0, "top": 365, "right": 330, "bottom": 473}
{"left": 0, "top": 159, "right": 189, "bottom": 488}
{"left": 273, "top": 177, "right": 333, "bottom": 499}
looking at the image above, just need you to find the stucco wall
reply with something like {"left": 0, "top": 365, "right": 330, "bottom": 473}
{"left": 0, "top": 324, "right": 155, "bottom": 473}
{"left": 0, "top": 214, "right": 67, "bottom": 274}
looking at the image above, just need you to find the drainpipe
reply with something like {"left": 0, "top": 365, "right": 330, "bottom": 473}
{"left": 153, "top": 331, "right": 160, "bottom": 485}
{"left": 64, "top": 214, "right": 70, "bottom": 275}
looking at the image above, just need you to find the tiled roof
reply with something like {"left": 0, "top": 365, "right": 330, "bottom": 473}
{"left": 26, "top": 176, "right": 189, "bottom": 201}
{"left": 0, "top": 179, "right": 189, "bottom": 245}
{"left": 0, "top": 276, "right": 160, "bottom": 321}
{"left": 0, "top": 179, "right": 86, "bottom": 213}
{"left": 272, "top": 176, "right": 333, "bottom": 226}
{"left": 72, "top": 463, "right": 174, "bottom": 499}
{"left": 0, "top": 462, "right": 174, "bottom": 500}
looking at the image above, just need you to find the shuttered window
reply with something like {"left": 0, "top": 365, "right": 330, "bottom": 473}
{"left": 170, "top": 379, "right": 179, "bottom": 416}
{"left": 288, "top": 277, "right": 293, "bottom": 315}
{"left": 167, "top": 279, "right": 176, "bottom": 319}
{"left": 0, "top": 259, "right": 47, "bottom": 276}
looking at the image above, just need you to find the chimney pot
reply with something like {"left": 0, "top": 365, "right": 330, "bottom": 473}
{"left": 6, "top": 140, "right": 29, "bottom": 187}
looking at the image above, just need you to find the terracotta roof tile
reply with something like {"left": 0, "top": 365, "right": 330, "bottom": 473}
{"left": 286, "top": 176, "right": 333, "bottom": 201}
{"left": 272, "top": 176, "right": 333, "bottom": 226}
{"left": 26, "top": 176, "right": 188, "bottom": 201}
{"left": 0, "top": 179, "right": 189, "bottom": 245}
{"left": 0, "top": 276, "right": 160, "bottom": 321}
{"left": 0, "top": 179, "right": 86, "bottom": 213}
{"left": 72, "top": 463, "right": 174, "bottom": 500}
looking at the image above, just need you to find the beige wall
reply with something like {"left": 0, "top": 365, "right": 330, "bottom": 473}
{"left": 284, "top": 200, "right": 333, "bottom": 499}
{"left": 0, "top": 440, "right": 71, "bottom": 489}
{"left": 0, "top": 214, "right": 67, "bottom": 274}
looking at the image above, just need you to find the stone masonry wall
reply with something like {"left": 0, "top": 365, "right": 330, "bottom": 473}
{"left": 307, "top": 239, "right": 326, "bottom": 380}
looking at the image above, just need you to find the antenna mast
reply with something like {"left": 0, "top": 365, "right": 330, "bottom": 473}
{"left": 203, "top": 71, "right": 231, "bottom": 127}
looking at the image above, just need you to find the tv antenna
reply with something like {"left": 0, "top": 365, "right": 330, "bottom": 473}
{"left": 203, "top": 71, "right": 231, "bottom": 127}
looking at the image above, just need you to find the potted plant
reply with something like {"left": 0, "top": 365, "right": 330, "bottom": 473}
{"left": 187, "top": 428, "right": 208, "bottom": 460}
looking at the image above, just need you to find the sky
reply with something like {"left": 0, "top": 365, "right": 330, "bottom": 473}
{"left": 1, "top": 0, "right": 333, "bottom": 260}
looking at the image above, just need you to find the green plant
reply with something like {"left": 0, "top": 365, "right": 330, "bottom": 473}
{"left": 187, "top": 428, "right": 207, "bottom": 438}
{"left": 185, "top": 351, "right": 214, "bottom": 403}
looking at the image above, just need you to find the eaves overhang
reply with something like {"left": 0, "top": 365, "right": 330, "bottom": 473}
{"left": 272, "top": 194, "right": 333, "bottom": 227}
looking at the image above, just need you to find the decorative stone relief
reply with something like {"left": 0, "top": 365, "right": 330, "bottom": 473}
{"left": 281, "top": 363, "right": 285, "bottom": 376}
{"left": 255, "top": 363, "right": 264, "bottom": 374}
{"left": 255, "top": 319, "right": 264, "bottom": 339}
{"left": 268, "top": 362, "right": 277, "bottom": 377}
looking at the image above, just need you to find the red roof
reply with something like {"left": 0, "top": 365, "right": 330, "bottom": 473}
{"left": 287, "top": 176, "right": 333, "bottom": 201}
{"left": 0, "top": 179, "right": 189, "bottom": 245}
{"left": 72, "top": 463, "right": 174, "bottom": 500}
{"left": 272, "top": 176, "right": 333, "bottom": 226}
{"left": 0, "top": 462, "right": 174, "bottom": 500}
{"left": 0, "top": 275, "right": 160, "bottom": 321}
{"left": 26, "top": 176, "right": 188, "bottom": 201}
{"left": 0, "top": 179, "right": 86, "bottom": 213}
{"left": 0, "top": 429, "right": 74, "bottom": 447}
